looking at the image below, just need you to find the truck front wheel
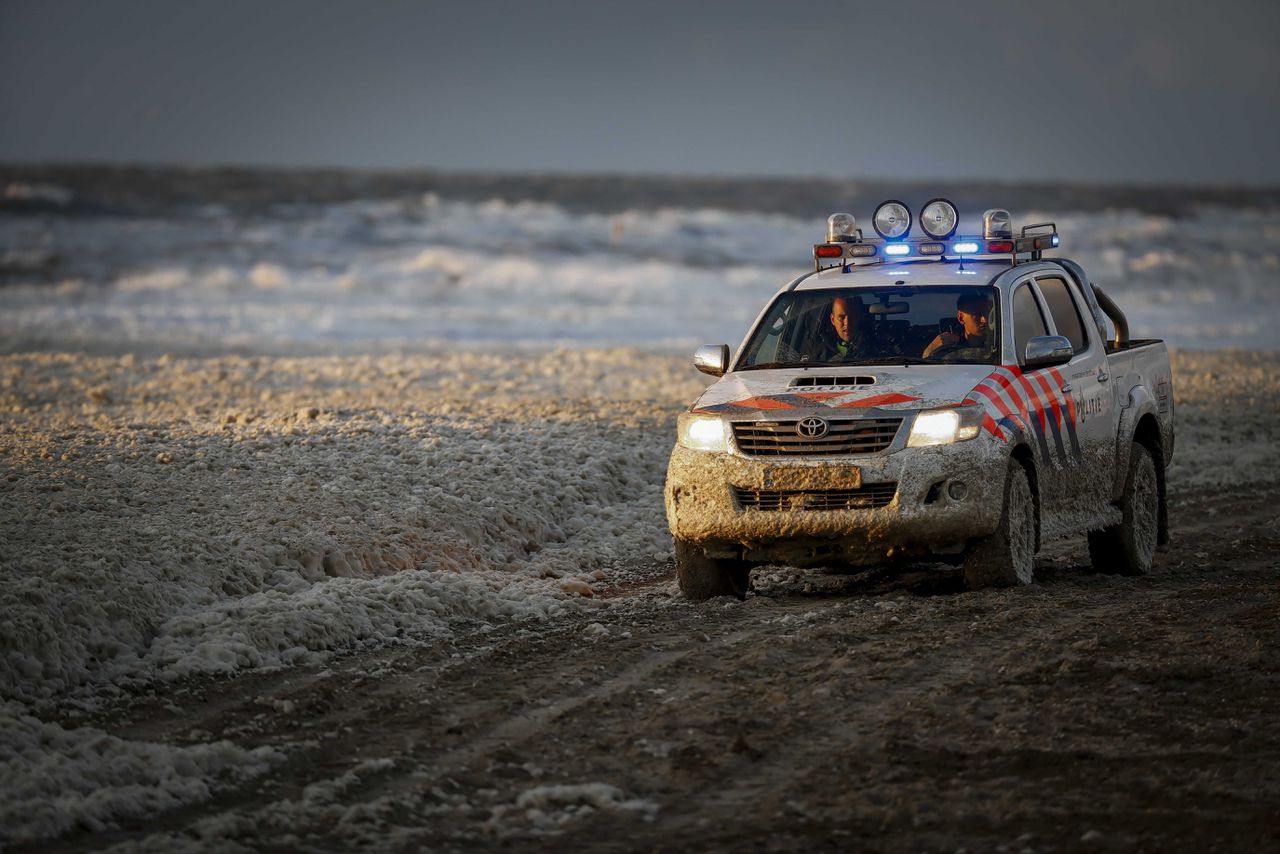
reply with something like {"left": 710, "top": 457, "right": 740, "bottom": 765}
{"left": 1088, "top": 441, "right": 1158, "bottom": 575}
{"left": 963, "top": 461, "right": 1036, "bottom": 590}
{"left": 674, "top": 539, "right": 750, "bottom": 601}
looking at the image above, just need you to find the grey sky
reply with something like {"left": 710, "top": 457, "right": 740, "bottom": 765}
{"left": 2, "top": 0, "right": 1278, "bottom": 184}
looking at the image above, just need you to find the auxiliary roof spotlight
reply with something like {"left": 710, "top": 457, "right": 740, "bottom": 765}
{"left": 919, "top": 198, "right": 959, "bottom": 240}
{"left": 872, "top": 200, "right": 912, "bottom": 239}
{"left": 983, "top": 208, "right": 1013, "bottom": 240}
{"left": 826, "top": 212, "right": 859, "bottom": 243}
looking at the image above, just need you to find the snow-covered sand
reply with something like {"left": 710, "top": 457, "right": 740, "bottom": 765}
{"left": 1, "top": 350, "right": 707, "bottom": 701}
{"left": 1, "top": 702, "right": 282, "bottom": 844}
{"left": 3, "top": 347, "right": 1278, "bottom": 845}
{"left": 0, "top": 348, "right": 702, "bottom": 842}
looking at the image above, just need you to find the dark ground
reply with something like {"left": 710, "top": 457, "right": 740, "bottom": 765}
{"left": 28, "top": 485, "right": 1280, "bottom": 854}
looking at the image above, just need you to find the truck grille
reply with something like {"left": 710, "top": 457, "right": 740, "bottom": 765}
{"left": 731, "top": 418, "right": 902, "bottom": 456}
{"left": 734, "top": 484, "right": 898, "bottom": 512}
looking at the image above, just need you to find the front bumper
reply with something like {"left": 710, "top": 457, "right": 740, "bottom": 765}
{"left": 664, "top": 438, "right": 1007, "bottom": 566}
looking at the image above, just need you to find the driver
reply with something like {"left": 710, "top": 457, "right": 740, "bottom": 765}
{"left": 821, "top": 297, "right": 873, "bottom": 360}
{"left": 923, "top": 292, "right": 993, "bottom": 358}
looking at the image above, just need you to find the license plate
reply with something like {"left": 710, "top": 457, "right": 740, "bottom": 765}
{"left": 761, "top": 465, "right": 861, "bottom": 490}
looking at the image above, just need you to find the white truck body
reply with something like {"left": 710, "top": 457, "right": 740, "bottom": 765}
{"left": 665, "top": 245, "right": 1174, "bottom": 595}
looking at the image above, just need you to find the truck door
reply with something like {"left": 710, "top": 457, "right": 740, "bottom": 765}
{"left": 1030, "top": 273, "right": 1116, "bottom": 516}
{"left": 1007, "top": 277, "right": 1068, "bottom": 510}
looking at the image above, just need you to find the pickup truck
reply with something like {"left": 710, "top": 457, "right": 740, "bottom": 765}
{"left": 665, "top": 202, "right": 1174, "bottom": 599}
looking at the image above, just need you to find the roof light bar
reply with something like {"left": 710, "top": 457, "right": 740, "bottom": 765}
{"left": 1013, "top": 234, "right": 1061, "bottom": 252}
{"left": 809, "top": 204, "right": 1060, "bottom": 270}
{"left": 1014, "top": 222, "right": 1061, "bottom": 256}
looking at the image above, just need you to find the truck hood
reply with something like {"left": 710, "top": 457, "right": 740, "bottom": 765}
{"left": 691, "top": 365, "right": 995, "bottom": 417}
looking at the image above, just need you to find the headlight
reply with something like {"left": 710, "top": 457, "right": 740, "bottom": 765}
{"left": 907, "top": 406, "right": 983, "bottom": 447}
{"left": 677, "top": 413, "right": 728, "bottom": 452}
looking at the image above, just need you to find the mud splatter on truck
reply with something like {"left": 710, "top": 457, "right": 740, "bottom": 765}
{"left": 666, "top": 203, "right": 1174, "bottom": 597}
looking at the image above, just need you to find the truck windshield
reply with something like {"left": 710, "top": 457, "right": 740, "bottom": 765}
{"left": 738, "top": 286, "right": 1000, "bottom": 369}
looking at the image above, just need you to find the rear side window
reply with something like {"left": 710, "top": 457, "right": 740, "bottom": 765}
{"left": 1012, "top": 283, "right": 1048, "bottom": 363}
{"left": 1036, "top": 276, "right": 1088, "bottom": 354}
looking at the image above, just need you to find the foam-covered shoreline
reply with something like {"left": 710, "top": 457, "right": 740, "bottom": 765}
{"left": 3, "top": 347, "right": 1276, "bottom": 706}
{"left": 1, "top": 348, "right": 705, "bottom": 704}
{"left": 0, "top": 347, "right": 701, "bottom": 843}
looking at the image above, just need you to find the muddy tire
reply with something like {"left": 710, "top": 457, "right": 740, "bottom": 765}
{"left": 674, "top": 539, "right": 750, "bottom": 601}
{"left": 1088, "top": 442, "right": 1159, "bottom": 575}
{"left": 963, "top": 461, "right": 1036, "bottom": 590}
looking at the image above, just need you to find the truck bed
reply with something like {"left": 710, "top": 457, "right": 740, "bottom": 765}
{"left": 1104, "top": 338, "right": 1163, "bottom": 354}
{"left": 1105, "top": 338, "right": 1174, "bottom": 468}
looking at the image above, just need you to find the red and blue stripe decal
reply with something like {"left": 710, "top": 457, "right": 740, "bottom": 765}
{"left": 964, "top": 365, "right": 1081, "bottom": 466}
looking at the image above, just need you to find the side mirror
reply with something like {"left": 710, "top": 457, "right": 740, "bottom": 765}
{"left": 693, "top": 344, "right": 730, "bottom": 377}
{"left": 1023, "top": 335, "right": 1074, "bottom": 369}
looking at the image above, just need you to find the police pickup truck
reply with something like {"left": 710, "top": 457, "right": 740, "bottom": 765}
{"left": 665, "top": 200, "right": 1174, "bottom": 598}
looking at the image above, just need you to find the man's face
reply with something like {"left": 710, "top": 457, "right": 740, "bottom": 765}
{"left": 830, "top": 300, "right": 851, "bottom": 342}
{"left": 957, "top": 300, "right": 991, "bottom": 339}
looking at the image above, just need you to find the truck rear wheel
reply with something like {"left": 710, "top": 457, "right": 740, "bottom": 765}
{"left": 1088, "top": 441, "right": 1158, "bottom": 575}
{"left": 963, "top": 461, "right": 1036, "bottom": 590}
{"left": 674, "top": 539, "right": 750, "bottom": 601}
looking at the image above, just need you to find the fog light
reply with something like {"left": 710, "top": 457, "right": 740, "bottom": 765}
{"left": 947, "top": 481, "right": 968, "bottom": 501}
{"left": 873, "top": 200, "right": 912, "bottom": 239}
{"left": 920, "top": 198, "right": 959, "bottom": 239}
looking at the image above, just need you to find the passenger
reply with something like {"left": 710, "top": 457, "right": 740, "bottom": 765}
{"left": 923, "top": 292, "right": 993, "bottom": 358}
{"left": 821, "top": 297, "right": 874, "bottom": 361}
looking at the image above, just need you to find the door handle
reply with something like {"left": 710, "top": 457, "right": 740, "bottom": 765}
{"left": 1096, "top": 369, "right": 1109, "bottom": 383}
{"left": 1060, "top": 383, "right": 1072, "bottom": 393}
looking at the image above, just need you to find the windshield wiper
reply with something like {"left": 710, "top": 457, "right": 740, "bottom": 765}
{"left": 739, "top": 361, "right": 808, "bottom": 370}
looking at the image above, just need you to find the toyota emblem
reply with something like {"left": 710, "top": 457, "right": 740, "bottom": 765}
{"left": 797, "top": 417, "right": 829, "bottom": 439}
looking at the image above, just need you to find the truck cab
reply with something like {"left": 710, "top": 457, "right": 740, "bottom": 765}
{"left": 665, "top": 201, "right": 1174, "bottom": 599}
